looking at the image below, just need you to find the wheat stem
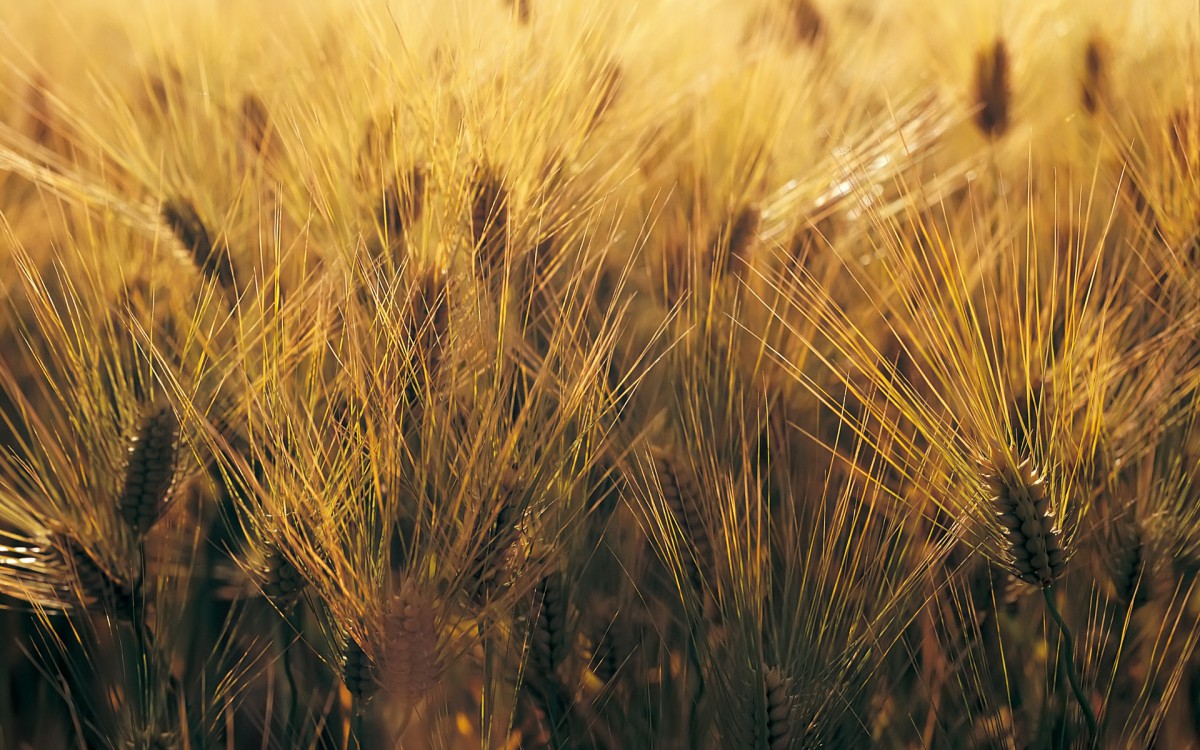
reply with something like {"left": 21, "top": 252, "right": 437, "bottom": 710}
{"left": 280, "top": 615, "right": 300, "bottom": 743}
{"left": 1041, "top": 586, "right": 1098, "bottom": 741}
{"left": 351, "top": 702, "right": 365, "bottom": 750}
{"left": 686, "top": 620, "right": 705, "bottom": 750}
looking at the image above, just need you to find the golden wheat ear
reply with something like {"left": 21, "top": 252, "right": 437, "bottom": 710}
{"left": 405, "top": 265, "right": 452, "bottom": 402}
{"left": 985, "top": 454, "right": 1067, "bottom": 588}
{"left": 462, "top": 476, "right": 520, "bottom": 607}
{"left": 377, "top": 578, "right": 443, "bottom": 706}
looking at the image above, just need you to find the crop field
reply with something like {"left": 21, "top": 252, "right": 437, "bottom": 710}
{"left": 0, "top": 1, "right": 1197, "bottom": 747}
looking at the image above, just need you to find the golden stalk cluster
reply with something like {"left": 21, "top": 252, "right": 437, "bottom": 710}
{"left": 0, "top": 0, "right": 1198, "bottom": 748}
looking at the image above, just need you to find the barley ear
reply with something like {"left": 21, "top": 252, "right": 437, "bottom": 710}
{"left": 760, "top": 665, "right": 797, "bottom": 750}
{"left": 531, "top": 572, "right": 568, "bottom": 680}
{"left": 378, "top": 580, "right": 443, "bottom": 706}
{"left": 117, "top": 401, "right": 181, "bottom": 537}
{"left": 987, "top": 456, "right": 1065, "bottom": 588}
{"left": 162, "top": 197, "right": 238, "bottom": 294}
{"left": 973, "top": 39, "right": 1011, "bottom": 138}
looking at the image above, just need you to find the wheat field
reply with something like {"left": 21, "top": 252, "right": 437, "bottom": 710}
{"left": 0, "top": 0, "right": 1198, "bottom": 748}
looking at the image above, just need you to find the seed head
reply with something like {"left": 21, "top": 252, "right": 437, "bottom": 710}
{"left": 470, "top": 165, "right": 510, "bottom": 286}
{"left": 118, "top": 402, "right": 181, "bottom": 536}
{"left": 379, "top": 165, "right": 427, "bottom": 261}
{"left": 56, "top": 535, "right": 135, "bottom": 616}
{"left": 651, "top": 446, "right": 710, "bottom": 590}
{"left": 986, "top": 456, "right": 1066, "bottom": 588}
{"left": 590, "top": 599, "right": 626, "bottom": 684}
{"left": 1081, "top": 36, "right": 1108, "bottom": 115}
{"left": 973, "top": 39, "right": 1011, "bottom": 138}
{"left": 711, "top": 205, "right": 760, "bottom": 281}
{"left": 406, "top": 267, "right": 451, "bottom": 386}
{"left": 162, "top": 197, "right": 237, "bottom": 293}
{"left": 464, "top": 493, "right": 518, "bottom": 606}
{"left": 378, "top": 580, "right": 443, "bottom": 705}
{"left": 342, "top": 639, "right": 378, "bottom": 703}
{"left": 530, "top": 572, "right": 567, "bottom": 679}
{"left": 1109, "top": 519, "right": 1153, "bottom": 609}
{"left": 259, "top": 545, "right": 306, "bottom": 607}
{"left": 240, "top": 92, "right": 274, "bottom": 157}
{"left": 788, "top": 0, "right": 824, "bottom": 48}
{"left": 760, "top": 666, "right": 797, "bottom": 750}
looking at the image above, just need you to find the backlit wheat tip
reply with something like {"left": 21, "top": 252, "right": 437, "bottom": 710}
{"left": 985, "top": 454, "right": 1066, "bottom": 588}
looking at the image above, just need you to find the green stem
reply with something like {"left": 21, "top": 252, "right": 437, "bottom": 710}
{"left": 1042, "top": 586, "right": 1099, "bottom": 741}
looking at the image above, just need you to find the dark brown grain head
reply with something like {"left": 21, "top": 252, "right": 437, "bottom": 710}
{"left": 470, "top": 165, "right": 510, "bottom": 285}
{"left": 356, "top": 108, "right": 396, "bottom": 184}
{"left": 1109, "top": 518, "right": 1153, "bottom": 609}
{"left": 1081, "top": 36, "right": 1108, "bottom": 115}
{"left": 531, "top": 572, "right": 567, "bottom": 679}
{"left": 465, "top": 496, "right": 518, "bottom": 606}
{"left": 162, "top": 197, "right": 238, "bottom": 293}
{"left": 379, "top": 580, "right": 443, "bottom": 704}
{"left": 406, "top": 266, "right": 451, "bottom": 391}
{"left": 651, "top": 446, "right": 710, "bottom": 591}
{"left": 342, "top": 639, "right": 378, "bottom": 702}
{"left": 661, "top": 238, "right": 692, "bottom": 308}
{"left": 789, "top": 0, "right": 825, "bottom": 48}
{"left": 712, "top": 205, "right": 760, "bottom": 280}
{"left": 240, "top": 92, "right": 274, "bottom": 157}
{"left": 761, "top": 666, "right": 797, "bottom": 750}
{"left": 973, "top": 39, "right": 1011, "bottom": 138}
{"left": 117, "top": 401, "right": 181, "bottom": 537}
{"left": 379, "top": 165, "right": 427, "bottom": 263}
{"left": 259, "top": 545, "right": 306, "bottom": 607}
{"left": 985, "top": 455, "right": 1066, "bottom": 588}
{"left": 506, "top": 0, "right": 530, "bottom": 24}
{"left": 785, "top": 215, "right": 834, "bottom": 278}
{"left": 146, "top": 64, "right": 183, "bottom": 116}
{"left": 589, "top": 598, "right": 626, "bottom": 684}
{"left": 55, "top": 535, "right": 135, "bottom": 617}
